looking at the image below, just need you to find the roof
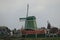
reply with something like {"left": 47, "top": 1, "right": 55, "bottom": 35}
{"left": 26, "top": 16, "right": 36, "bottom": 20}
{"left": 21, "top": 29, "right": 46, "bottom": 34}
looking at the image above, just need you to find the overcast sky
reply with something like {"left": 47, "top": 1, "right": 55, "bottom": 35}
{"left": 0, "top": 0, "right": 60, "bottom": 29}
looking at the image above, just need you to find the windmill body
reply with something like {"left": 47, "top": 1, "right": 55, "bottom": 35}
{"left": 25, "top": 16, "right": 37, "bottom": 30}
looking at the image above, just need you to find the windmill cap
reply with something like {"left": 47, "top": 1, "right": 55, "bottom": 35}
{"left": 26, "top": 16, "right": 36, "bottom": 20}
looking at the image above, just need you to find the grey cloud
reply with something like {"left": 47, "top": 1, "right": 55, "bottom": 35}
{"left": 0, "top": 0, "right": 60, "bottom": 29}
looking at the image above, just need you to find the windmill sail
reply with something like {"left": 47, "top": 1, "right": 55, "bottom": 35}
{"left": 26, "top": 4, "right": 29, "bottom": 17}
{"left": 19, "top": 4, "right": 29, "bottom": 21}
{"left": 19, "top": 18, "right": 26, "bottom": 21}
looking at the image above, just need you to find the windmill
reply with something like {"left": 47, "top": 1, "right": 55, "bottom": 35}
{"left": 19, "top": 4, "right": 37, "bottom": 30}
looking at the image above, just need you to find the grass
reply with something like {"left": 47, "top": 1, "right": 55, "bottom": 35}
{"left": 0, "top": 37, "right": 60, "bottom": 40}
